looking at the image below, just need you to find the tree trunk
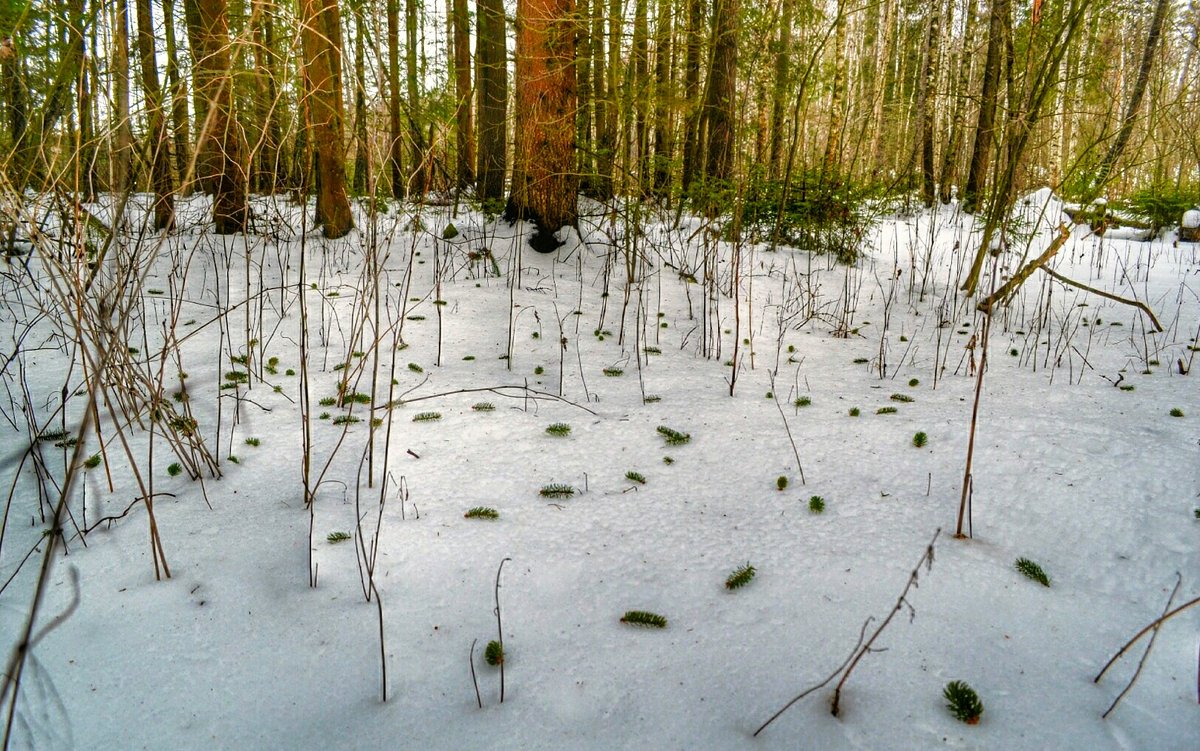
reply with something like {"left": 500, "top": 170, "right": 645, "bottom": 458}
{"left": 506, "top": 0, "right": 578, "bottom": 250}
{"left": 353, "top": 6, "right": 369, "bottom": 195}
{"left": 1087, "top": 0, "right": 1170, "bottom": 199}
{"left": 823, "top": 0, "right": 847, "bottom": 173}
{"left": 704, "top": 0, "right": 739, "bottom": 183}
{"left": 962, "top": 0, "right": 1009, "bottom": 213}
{"left": 386, "top": 0, "right": 404, "bottom": 198}
{"left": 680, "top": 0, "right": 703, "bottom": 192}
{"left": 163, "top": 0, "right": 192, "bottom": 194}
{"left": 768, "top": 0, "right": 792, "bottom": 181}
{"left": 186, "top": 0, "right": 249, "bottom": 232}
{"left": 917, "top": 0, "right": 941, "bottom": 207}
{"left": 631, "top": 0, "right": 650, "bottom": 195}
{"left": 938, "top": 0, "right": 975, "bottom": 204}
{"left": 651, "top": 0, "right": 673, "bottom": 196}
{"left": 475, "top": 0, "right": 507, "bottom": 202}
{"left": 135, "top": 0, "right": 176, "bottom": 228}
{"left": 113, "top": 0, "right": 134, "bottom": 194}
{"left": 405, "top": 0, "right": 427, "bottom": 195}
{"left": 453, "top": 0, "right": 474, "bottom": 188}
{"left": 298, "top": 0, "right": 353, "bottom": 236}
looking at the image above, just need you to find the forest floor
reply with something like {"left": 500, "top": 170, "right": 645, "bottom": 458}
{"left": 0, "top": 190, "right": 1197, "bottom": 749}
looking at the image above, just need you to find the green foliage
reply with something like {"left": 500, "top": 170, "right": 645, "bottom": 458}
{"left": 245, "top": 437, "right": 260, "bottom": 447}
{"left": 327, "top": 531, "right": 352, "bottom": 543}
{"left": 908, "top": 378, "right": 920, "bottom": 387}
{"left": 1169, "top": 408, "right": 1184, "bottom": 417}
{"left": 464, "top": 507, "right": 499, "bottom": 519}
{"left": 794, "top": 396, "right": 812, "bottom": 407}
{"left": 602, "top": 367, "right": 624, "bottom": 377}
{"left": 408, "top": 363, "right": 424, "bottom": 373}
{"left": 739, "top": 170, "right": 886, "bottom": 263}
{"left": 545, "top": 422, "right": 572, "bottom": 437}
{"left": 943, "top": 681, "right": 984, "bottom": 724}
{"left": 657, "top": 426, "right": 691, "bottom": 445}
{"left": 848, "top": 407, "right": 860, "bottom": 417}
{"left": 890, "top": 393, "right": 914, "bottom": 403}
{"left": 662, "top": 456, "right": 674, "bottom": 465}
{"left": 484, "top": 640, "right": 504, "bottom": 665}
{"left": 332, "top": 415, "right": 361, "bottom": 425}
{"left": 319, "top": 397, "right": 336, "bottom": 407}
{"left": 776, "top": 475, "right": 788, "bottom": 491}
{"left": 412, "top": 412, "right": 442, "bottom": 422}
{"left": 167, "top": 463, "right": 182, "bottom": 477}
{"left": 620, "top": 610, "right": 668, "bottom": 628}
{"left": 876, "top": 406, "right": 898, "bottom": 415}
{"left": 345, "top": 392, "right": 371, "bottom": 405}
{"left": 539, "top": 483, "right": 576, "bottom": 498}
{"left": 1121, "top": 185, "right": 1196, "bottom": 234}
{"left": 808, "top": 495, "right": 826, "bottom": 514}
{"left": 83, "top": 455, "right": 101, "bottom": 469}
{"left": 912, "top": 432, "right": 928, "bottom": 448}
{"left": 725, "top": 563, "right": 756, "bottom": 590}
{"left": 472, "top": 402, "right": 495, "bottom": 411}
{"left": 1015, "top": 557, "right": 1051, "bottom": 587}
{"left": 625, "top": 471, "right": 646, "bottom": 484}
{"left": 853, "top": 357, "right": 869, "bottom": 364}
{"left": 442, "top": 222, "right": 459, "bottom": 239}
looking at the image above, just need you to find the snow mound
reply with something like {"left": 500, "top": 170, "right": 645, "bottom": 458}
{"left": 1182, "top": 208, "right": 1200, "bottom": 229}
{"left": 1013, "top": 187, "right": 1068, "bottom": 236}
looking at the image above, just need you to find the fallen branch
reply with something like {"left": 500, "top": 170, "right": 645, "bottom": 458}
{"left": 977, "top": 224, "right": 1072, "bottom": 315}
{"left": 753, "top": 528, "right": 941, "bottom": 735}
{"left": 1095, "top": 593, "right": 1200, "bottom": 684}
{"left": 1038, "top": 265, "right": 1163, "bottom": 332}
{"left": 1100, "top": 574, "right": 1180, "bottom": 718}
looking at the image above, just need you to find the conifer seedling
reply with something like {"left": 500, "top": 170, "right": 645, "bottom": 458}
{"left": 1015, "top": 557, "right": 1051, "bottom": 586}
{"left": 944, "top": 680, "right": 983, "bottom": 724}
{"left": 725, "top": 563, "right": 756, "bottom": 590}
{"left": 621, "top": 611, "right": 667, "bottom": 628}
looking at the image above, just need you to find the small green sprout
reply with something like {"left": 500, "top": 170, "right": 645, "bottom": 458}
{"left": 167, "top": 463, "right": 182, "bottom": 477}
{"left": 245, "top": 437, "right": 260, "bottom": 447}
{"left": 944, "top": 680, "right": 983, "bottom": 724}
{"left": 1169, "top": 408, "right": 1184, "bottom": 417}
{"left": 890, "top": 393, "right": 914, "bottom": 403}
{"left": 545, "top": 422, "right": 572, "bottom": 437}
{"left": 412, "top": 412, "right": 442, "bottom": 422}
{"left": 776, "top": 475, "right": 788, "bottom": 491}
{"left": 327, "top": 531, "right": 352, "bottom": 543}
{"left": 472, "top": 402, "right": 495, "bottom": 411}
{"left": 625, "top": 471, "right": 646, "bottom": 484}
{"left": 912, "top": 432, "right": 928, "bottom": 448}
{"left": 794, "top": 396, "right": 812, "bottom": 407}
{"left": 83, "top": 455, "right": 101, "bottom": 469}
{"left": 464, "top": 507, "right": 499, "bottom": 520}
{"left": 657, "top": 426, "right": 691, "bottom": 445}
{"left": 484, "top": 640, "right": 504, "bottom": 665}
{"left": 725, "top": 563, "right": 756, "bottom": 590}
{"left": 848, "top": 407, "right": 860, "bottom": 416}
{"left": 620, "top": 611, "right": 667, "bottom": 628}
{"left": 602, "top": 367, "right": 624, "bottom": 377}
{"left": 539, "top": 483, "right": 576, "bottom": 498}
{"left": 809, "top": 495, "right": 826, "bottom": 514}
{"left": 1015, "top": 557, "right": 1050, "bottom": 586}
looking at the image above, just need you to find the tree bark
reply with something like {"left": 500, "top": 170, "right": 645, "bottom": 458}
{"left": 768, "top": 0, "right": 792, "bottom": 181}
{"left": 135, "top": 0, "right": 176, "bottom": 228}
{"left": 453, "top": 0, "right": 475, "bottom": 188}
{"left": 651, "top": 0, "right": 673, "bottom": 196}
{"left": 475, "top": 0, "right": 507, "bottom": 202}
{"left": 680, "top": 0, "right": 703, "bottom": 192}
{"left": 162, "top": 0, "right": 192, "bottom": 194}
{"left": 405, "top": 0, "right": 428, "bottom": 195}
{"left": 353, "top": 6, "right": 369, "bottom": 195}
{"left": 506, "top": 0, "right": 578, "bottom": 250}
{"left": 298, "top": 0, "right": 353, "bottom": 236}
{"left": 917, "top": 0, "right": 941, "bottom": 207}
{"left": 705, "top": 0, "right": 739, "bottom": 183}
{"left": 113, "top": 0, "right": 134, "bottom": 194}
{"left": 962, "top": 0, "right": 1009, "bottom": 213}
{"left": 386, "top": 0, "right": 404, "bottom": 198}
{"left": 186, "top": 0, "right": 249, "bottom": 232}
{"left": 1087, "top": 0, "right": 1170, "bottom": 198}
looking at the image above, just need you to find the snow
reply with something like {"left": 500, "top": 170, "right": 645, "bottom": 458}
{"left": 1, "top": 193, "right": 1197, "bottom": 750}
{"left": 1183, "top": 210, "right": 1200, "bottom": 230}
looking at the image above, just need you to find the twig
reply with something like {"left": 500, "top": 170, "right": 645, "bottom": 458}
{"left": 1095, "top": 594, "right": 1200, "bottom": 683}
{"left": 976, "top": 224, "right": 1071, "bottom": 314}
{"left": 753, "top": 618, "right": 872, "bottom": 737}
{"left": 1100, "top": 574, "right": 1181, "bottom": 718}
{"left": 830, "top": 528, "right": 941, "bottom": 717}
{"left": 767, "top": 371, "right": 805, "bottom": 485}
{"left": 392, "top": 384, "right": 599, "bottom": 415}
{"left": 494, "top": 557, "right": 512, "bottom": 703}
{"left": 470, "top": 639, "right": 483, "bottom": 709}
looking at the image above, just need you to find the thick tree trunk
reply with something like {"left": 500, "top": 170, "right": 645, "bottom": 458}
{"left": 405, "top": 0, "right": 427, "bottom": 195}
{"left": 917, "top": 0, "right": 941, "bottom": 207}
{"left": 298, "top": 0, "right": 353, "bottom": 237}
{"left": 768, "top": 0, "right": 792, "bottom": 181}
{"left": 135, "top": 0, "right": 176, "bottom": 228}
{"left": 187, "top": 0, "right": 249, "bottom": 232}
{"left": 704, "top": 0, "right": 739, "bottom": 183}
{"left": 962, "top": 0, "right": 1009, "bottom": 214}
{"left": 113, "top": 0, "right": 134, "bottom": 194}
{"left": 453, "top": 0, "right": 474, "bottom": 188}
{"left": 506, "top": 0, "right": 578, "bottom": 250}
{"left": 822, "top": 0, "right": 846, "bottom": 173}
{"left": 475, "top": 0, "right": 507, "bottom": 201}
{"left": 163, "top": 0, "right": 192, "bottom": 194}
{"left": 387, "top": 0, "right": 404, "bottom": 198}
{"left": 680, "top": 0, "right": 703, "bottom": 192}
{"left": 651, "top": 0, "right": 673, "bottom": 196}
{"left": 938, "top": 0, "right": 975, "bottom": 204}
{"left": 250, "top": 0, "right": 281, "bottom": 193}
{"left": 353, "top": 7, "right": 369, "bottom": 195}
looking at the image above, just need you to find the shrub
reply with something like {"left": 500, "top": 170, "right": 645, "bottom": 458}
{"left": 1122, "top": 184, "right": 1196, "bottom": 234}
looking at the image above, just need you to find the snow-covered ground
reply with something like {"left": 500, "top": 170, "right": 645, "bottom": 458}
{"left": 1, "top": 191, "right": 1196, "bottom": 749}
